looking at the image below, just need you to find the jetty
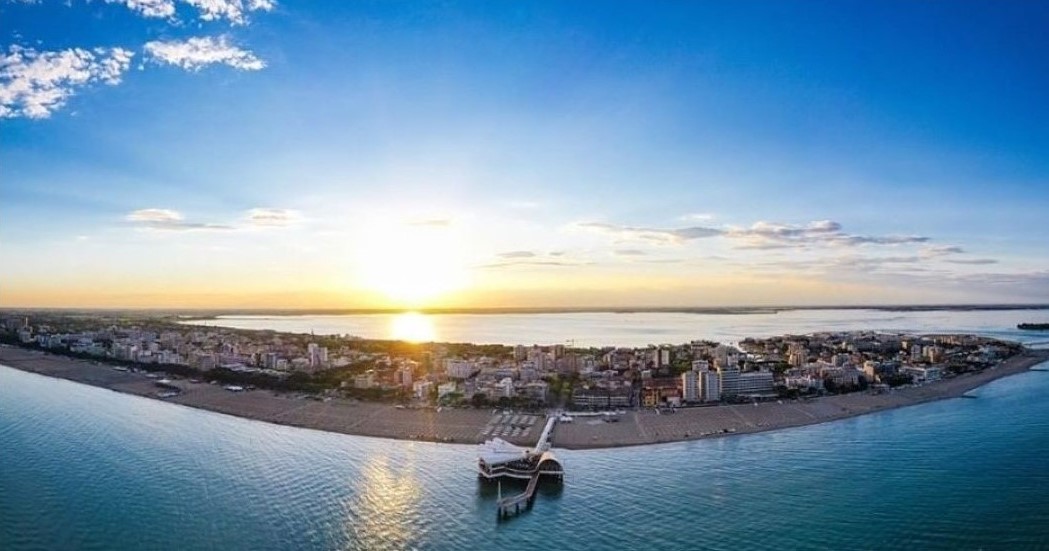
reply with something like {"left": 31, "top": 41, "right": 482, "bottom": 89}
{"left": 477, "top": 415, "right": 564, "bottom": 520}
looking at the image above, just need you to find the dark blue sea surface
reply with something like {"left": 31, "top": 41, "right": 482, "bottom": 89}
{"left": 2, "top": 360, "right": 1048, "bottom": 550}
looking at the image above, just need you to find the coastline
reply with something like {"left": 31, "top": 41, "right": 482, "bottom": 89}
{"left": 2, "top": 344, "right": 1046, "bottom": 451}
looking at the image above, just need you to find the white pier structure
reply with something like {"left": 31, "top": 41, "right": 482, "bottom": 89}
{"left": 476, "top": 415, "right": 564, "bottom": 519}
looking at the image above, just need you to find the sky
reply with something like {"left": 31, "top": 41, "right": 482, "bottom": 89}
{"left": 2, "top": 0, "right": 1048, "bottom": 309}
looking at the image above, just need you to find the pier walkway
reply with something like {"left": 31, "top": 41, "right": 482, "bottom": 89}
{"left": 496, "top": 471, "right": 541, "bottom": 519}
{"left": 534, "top": 415, "right": 557, "bottom": 452}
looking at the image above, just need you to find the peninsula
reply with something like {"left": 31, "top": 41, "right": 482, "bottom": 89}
{"left": 1, "top": 311, "right": 1046, "bottom": 450}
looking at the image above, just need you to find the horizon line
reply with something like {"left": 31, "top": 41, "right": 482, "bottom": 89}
{"left": 2, "top": 303, "right": 1048, "bottom": 315}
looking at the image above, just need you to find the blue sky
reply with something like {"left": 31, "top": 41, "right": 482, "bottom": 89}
{"left": 2, "top": 0, "right": 1048, "bottom": 307}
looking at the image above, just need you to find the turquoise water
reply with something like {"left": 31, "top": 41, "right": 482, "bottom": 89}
{"left": 3, "top": 361, "right": 1048, "bottom": 550}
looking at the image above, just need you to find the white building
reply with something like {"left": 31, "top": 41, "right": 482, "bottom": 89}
{"left": 700, "top": 371, "right": 721, "bottom": 402}
{"left": 445, "top": 359, "right": 479, "bottom": 379}
{"left": 307, "top": 343, "right": 328, "bottom": 369}
{"left": 437, "top": 382, "right": 458, "bottom": 398}
{"left": 494, "top": 377, "right": 514, "bottom": 398}
{"left": 902, "top": 365, "right": 943, "bottom": 383}
{"left": 681, "top": 371, "right": 699, "bottom": 402}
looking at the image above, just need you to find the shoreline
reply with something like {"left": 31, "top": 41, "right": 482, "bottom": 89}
{"left": 2, "top": 344, "right": 1046, "bottom": 451}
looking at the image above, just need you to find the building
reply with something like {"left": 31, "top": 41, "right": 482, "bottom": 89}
{"left": 717, "top": 366, "right": 741, "bottom": 397}
{"left": 700, "top": 371, "right": 721, "bottom": 402}
{"left": 641, "top": 379, "right": 681, "bottom": 407}
{"left": 354, "top": 371, "right": 374, "bottom": 389}
{"left": 737, "top": 371, "right": 775, "bottom": 395}
{"left": 396, "top": 366, "right": 413, "bottom": 388}
{"left": 307, "top": 343, "right": 328, "bottom": 369}
{"left": 821, "top": 366, "right": 862, "bottom": 387}
{"left": 519, "top": 381, "right": 549, "bottom": 403}
{"left": 437, "top": 382, "right": 458, "bottom": 398}
{"left": 445, "top": 359, "right": 479, "bottom": 379}
{"left": 681, "top": 371, "right": 699, "bottom": 402}
{"left": 785, "top": 374, "right": 823, "bottom": 391}
{"left": 902, "top": 365, "right": 943, "bottom": 383}
{"left": 572, "top": 386, "right": 633, "bottom": 409}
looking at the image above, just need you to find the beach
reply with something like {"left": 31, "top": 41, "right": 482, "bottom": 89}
{"left": 2, "top": 344, "right": 1046, "bottom": 450}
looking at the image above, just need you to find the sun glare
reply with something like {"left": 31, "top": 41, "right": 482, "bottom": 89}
{"left": 390, "top": 312, "right": 437, "bottom": 342}
{"left": 354, "top": 219, "right": 471, "bottom": 306}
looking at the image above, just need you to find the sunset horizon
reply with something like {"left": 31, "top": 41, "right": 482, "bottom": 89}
{"left": 4, "top": 2, "right": 1048, "bottom": 311}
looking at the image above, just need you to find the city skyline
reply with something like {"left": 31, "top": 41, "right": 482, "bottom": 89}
{"left": 3, "top": 1, "right": 1049, "bottom": 308}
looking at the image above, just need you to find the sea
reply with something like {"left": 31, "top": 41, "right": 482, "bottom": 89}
{"left": 4, "top": 309, "right": 1049, "bottom": 550}
{"left": 180, "top": 307, "right": 1049, "bottom": 348}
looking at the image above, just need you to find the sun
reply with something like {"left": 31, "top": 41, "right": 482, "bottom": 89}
{"left": 390, "top": 312, "right": 437, "bottom": 342}
{"left": 354, "top": 219, "right": 471, "bottom": 306}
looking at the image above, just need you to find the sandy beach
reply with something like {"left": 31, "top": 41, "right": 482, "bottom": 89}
{"left": 2, "top": 344, "right": 1046, "bottom": 451}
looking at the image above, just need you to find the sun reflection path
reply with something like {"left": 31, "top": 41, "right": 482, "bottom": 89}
{"left": 342, "top": 456, "right": 425, "bottom": 550}
{"left": 390, "top": 312, "right": 437, "bottom": 343}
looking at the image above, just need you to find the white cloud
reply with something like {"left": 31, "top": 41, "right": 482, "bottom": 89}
{"left": 246, "top": 208, "right": 298, "bottom": 227}
{"left": 144, "top": 36, "right": 265, "bottom": 71}
{"left": 127, "top": 207, "right": 302, "bottom": 231}
{"left": 482, "top": 250, "right": 595, "bottom": 269}
{"left": 127, "top": 208, "right": 183, "bottom": 223}
{"left": 184, "top": 0, "right": 273, "bottom": 24}
{"left": 106, "top": 0, "right": 274, "bottom": 25}
{"left": 580, "top": 218, "right": 933, "bottom": 251}
{"left": 945, "top": 258, "right": 999, "bottom": 265}
{"left": 921, "top": 245, "right": 965, "bottom": 257}
{"left": 679, "top": 212, "right": 715, "bottom": 222}
{"left": 107, "top": 0, "right": 176, "bottom": 18}
{"left": 576, "top": 221, "right": 722, "bottom": 244}
{"left": 126, "top": 208, "right": 233, "bottom": 231}
{"left": 497, "top": 250, "right": 537, "bottom": 259}
{"left": 0, "top": 45, "right": 133, "bottom": 119}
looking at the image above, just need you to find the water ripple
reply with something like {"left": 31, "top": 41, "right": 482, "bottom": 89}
{"left": 3, "top": 366, "right": 1049, "bottom": 550}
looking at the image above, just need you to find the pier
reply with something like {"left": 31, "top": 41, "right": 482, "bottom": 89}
{"left": 495, "top": 471, "right": 541, "bottom": 519}
{"left": 478, "top": 415, "right": 564, "bottom": 520}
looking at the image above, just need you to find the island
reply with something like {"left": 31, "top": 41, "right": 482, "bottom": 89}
{"left": 1, "top": 310, "right": 1046, "bottom": 450}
